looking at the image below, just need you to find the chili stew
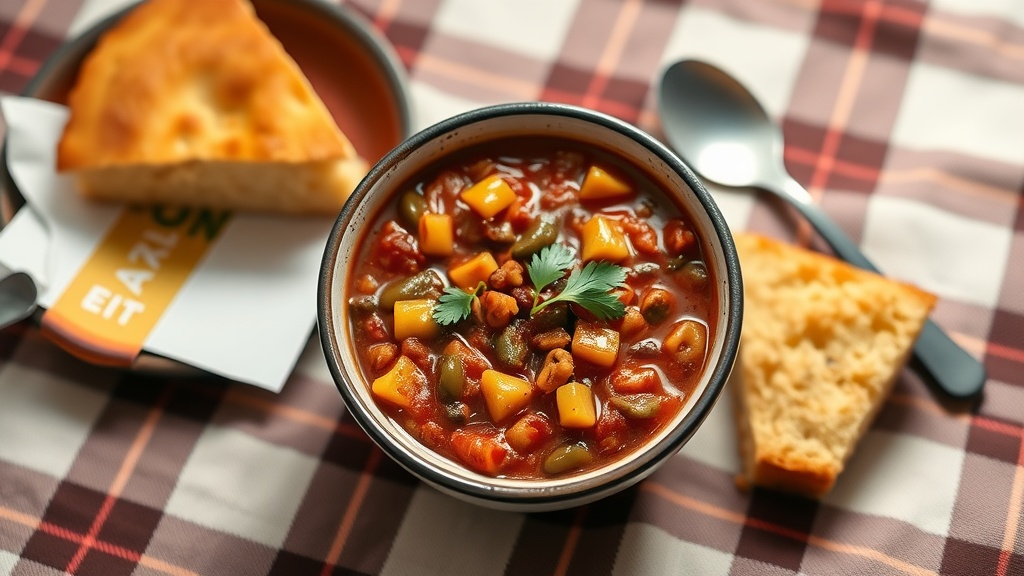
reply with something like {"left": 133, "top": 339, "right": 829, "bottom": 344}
{"left": 345, "top": 137, "right": 717, "bottom": 479}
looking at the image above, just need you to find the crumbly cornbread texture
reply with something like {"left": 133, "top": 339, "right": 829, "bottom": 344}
{"left": 56, "top": 0, "right": 366, "bottom": 214}
{"left": 733, "top": 233, "right": 936, "bottom": 498}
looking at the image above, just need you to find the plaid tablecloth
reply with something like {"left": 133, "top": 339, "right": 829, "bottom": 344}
{"left": 1, "top": 0, "right": 1022, "bottom": 574}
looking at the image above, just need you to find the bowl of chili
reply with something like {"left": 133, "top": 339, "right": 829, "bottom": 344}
{"left": 318, "top": 102, "right": 742, "bottom": 511}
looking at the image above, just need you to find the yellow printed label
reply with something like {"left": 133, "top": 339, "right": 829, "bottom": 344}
{"left": 41, "top": 205, "right": 231, "bottom": 367}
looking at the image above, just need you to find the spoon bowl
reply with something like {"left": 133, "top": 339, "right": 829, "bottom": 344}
{"left": 657, "top": 59, "right": 985, "bottom": 399}
{"left": 0, "top": 272, "right": 38, "bottom": 330}
{"left": 659, "top": 60, "right": 783, "bottom": 189}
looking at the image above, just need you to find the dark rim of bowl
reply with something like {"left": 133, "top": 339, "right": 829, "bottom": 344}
{"left": 318, "top": 101, "right": 743, "bottom": 507}
{"left": 0, "top": 0, "right": 414, "bottom": 222}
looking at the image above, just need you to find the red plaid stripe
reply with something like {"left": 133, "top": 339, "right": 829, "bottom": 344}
{"left": 0, "top": 0, "right": 83, "bottom": 94}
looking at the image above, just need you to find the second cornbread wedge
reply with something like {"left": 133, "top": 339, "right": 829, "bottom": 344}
{"left": 56, "top": 0, "right": 368, "bottom": 215}
{"left": 733, "top": 233, "right": 937, "bottom": 498}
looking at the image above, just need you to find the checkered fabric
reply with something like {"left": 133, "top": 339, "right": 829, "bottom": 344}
{"left": 1, "top": 0, "right": 1022, "bottom": 574}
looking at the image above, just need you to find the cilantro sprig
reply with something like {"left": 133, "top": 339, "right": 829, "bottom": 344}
{"left": 431, "top": 243, "right": 629, "bottom": 327}
{"left": 528, "top": 244, "right": 627, "bottom": 320}
{"left": 432, "top": 281, "right": 485, "bottom": 326}
{"left": 526, "top": 244, "right": 576, "bottom": 296}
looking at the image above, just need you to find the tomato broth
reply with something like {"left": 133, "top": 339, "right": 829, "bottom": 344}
{"left": 345, "top": 137, "right": 718, "bottom": 479}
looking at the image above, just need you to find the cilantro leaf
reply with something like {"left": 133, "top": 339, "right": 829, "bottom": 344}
{"left": 433, "top": 243, "right": 628, "bottom": 326}
{"left": 532, "top": 260, "right": 628, "bottom": 320}
{"left": 527, "top": 243, "right": 575, "bottom": 294}
{"left": 432, "top": 282, "right": 484, "bottom": 326}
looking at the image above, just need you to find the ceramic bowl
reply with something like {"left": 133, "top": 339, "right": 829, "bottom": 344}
{"left": 318, "top": 102, "right": 742, "bottom": 511}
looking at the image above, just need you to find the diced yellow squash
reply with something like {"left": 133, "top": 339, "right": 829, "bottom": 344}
{"left": 371, "top": 355, "right": 425, "bottom": 409}
{"left": 579, "top": 165, "right": 632, "bottom": 200}
{"left": 418, "top": 213, "right": 454, "bottom": 256}
{"left": 571, "top": 321, "right": 620, "bottom": 367}
{"left": 393, "top": 299, "right": 440, "bottom": 340}
{"left": 448, "top": 252, "right": 498, "bottom": 289}
{"left": 581, "top": 215, "right": 629, "bottom": 262}
{"left": 460, "top": 174, "right": 517, "bottom": 219}
{"left": 556, "top": 382, "right": 597, "bottom": 428}
{"left": 480, "top": 369, "right": 533, "bottom": 422}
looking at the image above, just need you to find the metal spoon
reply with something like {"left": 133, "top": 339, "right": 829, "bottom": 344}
{"left": 657, "top": 59, "right": 985, "bottom": 399}
{"left": 0, "top": 271, "right": 38, "bottom": 331}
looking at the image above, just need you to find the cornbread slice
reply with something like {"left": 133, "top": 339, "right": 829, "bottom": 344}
{"left": 733, "top": 233, "right": 936, "bottom": 498}
{"left": 56, "top": 0, "right": 367, "bottom": 215}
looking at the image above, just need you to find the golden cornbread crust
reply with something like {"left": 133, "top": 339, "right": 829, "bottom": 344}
{"left": 732, "top": 233, "right": 936, "bottom": 498}
{"left": 56, "top": 0, "right": 367, "bottom": 214}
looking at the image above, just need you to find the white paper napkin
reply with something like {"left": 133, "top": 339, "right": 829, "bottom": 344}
{"left": 0, "top": 96, "right": 335, "bottom": 392}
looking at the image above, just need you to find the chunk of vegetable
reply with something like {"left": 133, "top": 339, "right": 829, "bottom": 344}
{"left": 595, "top": 407, "right": 628, "bottom": 454}
{"left": 609, "top": 394, "right": 662, "bottom": 419}
{"left": 556, "top": 382, "right": 597, "bottom": 428}
{"left": 663, "top": 219, "right": 696, "bottom": 255}
{"left": 536, "top": 349, "right": 574, "bottom": 393}
{"left": 480, "top": 369, "right": 533, "bottom": 422}
{"left": 611, "top": 286, "right": 635, "bottom": 306}
{"left": 442, "top": 402, "right": 470, "bottom": 424}
{"left": 437, "top": 353, "right": 465, "bottom": 402}
{"left": 373, "top": 220, "right": 425, "bottom": 274}
{"left": 398, "top": 191, "right": 428, "bottom": 229}
{"left": 530, "top": 327, "right": 572, "bottom": 351}
{"left": 579, "top": 165, "right": 632, "bottom": 200}
{"left": 620, "top": 215, "right": 659, "bottom": 255}
{"left": 480, "top": 290, "right": 519, "bottom": 328}
{"left": 348, "top": 295, "right": 376, "bottom": 315}
{"left": 451, "top": 429, "right": 508, "bottom": 475}
{"left": 355, "top": 274, "right": 379, "bottom": 295}
{"left": 676, "top": 260, "right": 709, "bottom": 292}
{"left": 571, "top": 321, "right": 620, "bottom": 367}
{"left": 618, "top": 306, "right": 648, "bottom": 338}
{"left": 489, "top": 260, "right": 525, "bottom": 290}
{"left": 510, "top": 217, "right": 558, "bottom": 258}
{"left": 530, "top": 302, "right": 569, "bottom": 332}
{"left": 366, "top": 342, "right": 398, "bottom": 372}
{"left": 460, "top": 174, "right": 517, "bottom": 219}
{"left": 401, "top": 337, "right": 432, "bottom": 369}
{"left": 505, "top": 413, "right": 554, "bottom": 453}
{"left": 371, "top": 355, "right": 425, "bottom": 409}
{"left": 663, "top": 319, "right": 708, "bottom": 366}
{"left": 543, "top": 442, "right": 593, "bottom": 474}
{"left": 442, "top": 337, "right": 491, "bottom": 380}
{"left": 609, "top": 366, "right": 661, "bottom": 394}
{"left": 378, "top": 270, "right": 444, "bottom": 310}
{"left": 495, "top": 320, "right": 530, "bottom": 369}
{"left": 418, "top": 213, "right": 454, "bottom": 256}
{"left": 393, "top": 299, "right": 441, "bottom": 340}
{"left": 449, "top": 252, "right": 499, "bottom": 289}
{"left": 639, "top": 287, "right": 675, "bottom": 325}
{"left": 581, "top": 215, "right": 629, "bottom": 262}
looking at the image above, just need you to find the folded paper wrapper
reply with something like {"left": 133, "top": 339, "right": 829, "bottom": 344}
{"left": 0, "top": 96, "right": 337, "bottom": 392}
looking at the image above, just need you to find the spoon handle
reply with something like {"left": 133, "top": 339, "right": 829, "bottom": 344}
{"left": 776, "top": 176, "right": 986, "bottom": 399}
